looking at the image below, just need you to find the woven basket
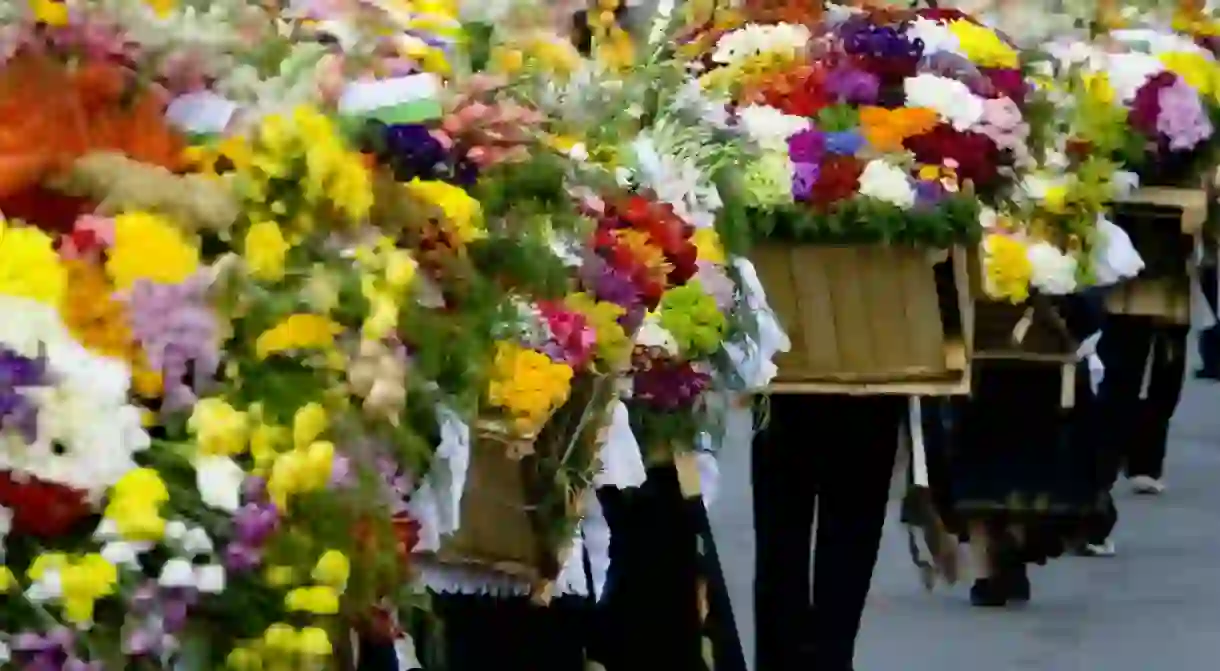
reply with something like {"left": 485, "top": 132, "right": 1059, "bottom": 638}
{"left": 436, "top": 374, "right": 618, "bottom": 586}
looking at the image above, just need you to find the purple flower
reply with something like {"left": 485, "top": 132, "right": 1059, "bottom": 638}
{"left": 914, "top": 180, "right": 946, "bottom": 209}
{"left": 825, "top": 130, "right": 864, "bottom": 156}
{"left": 788, "top": 129, "right": 825, "bottom": 163}
{"left": 826, "top": 66, "right": 880, "bottom": 105}
{"left": 122, "top": 272, "right": 221, "bottom": 413}
{"left": 0, "top": 346, "right": 48, "bottom": 443}
{"left": 632, "top": 359, "right": 711, "bottom": 411}
{"left": 792, "top": 162, "right": 819, "bottom": 201}
{"left": 1157, "top": 78, "right": 1214, "bottom": 151}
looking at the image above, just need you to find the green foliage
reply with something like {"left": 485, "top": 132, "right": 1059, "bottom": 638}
{"left": 745, "top": 193, "right": 983, "bottom": 247}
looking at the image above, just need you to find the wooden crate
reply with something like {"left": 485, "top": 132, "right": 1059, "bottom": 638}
{"left": 1107, "top": 186, "right": 1206, "bottom": 323}
{"left": 752, "top": 244, "right": 973, "bottom": 395}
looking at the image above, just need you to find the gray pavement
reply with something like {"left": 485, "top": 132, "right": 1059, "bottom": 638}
{"left": 709, "top": 373, "right": 1220, "bottom": 670}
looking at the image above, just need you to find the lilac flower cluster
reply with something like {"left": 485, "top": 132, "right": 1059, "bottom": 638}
{"left": 580, "top": 253, "right": 647, "bottom": 333}
{"left": 1157, "top": 78, "right": 1214, "bottom": 152}
{"left": 122, "top": 581, "right": 198, "bottom": 659}
{"left": 123, "top": 272, "right": 220, "bottom": 413}
{"left": 8, "top": 628, "right": 101, "bottom": 671}
{"left": 0, "top": 346, "right": 47, "bottom": 443}
{"left": 223, "top": 477, "right": 280, "bottom": 572}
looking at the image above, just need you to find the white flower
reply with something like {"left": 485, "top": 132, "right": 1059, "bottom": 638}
{"left": 1027, "top": 242, "right": 1079, "bottom": 295}
{"left": 712, "top": 23, "right": 811, "bottom": 66}
{"left": 1019, "top": 173, "right": 1061, "bottom": 203}
{"left": 567, "top": 143, "right": 589, "bottom": 162}
{"left": 737, "top": 104, "right": 811, "bottom": 152}
{"left": 164, "top": 520, "right": 189, "bottom": 541}
{"left": 634, "top": 316, "right": 679, "bottom": 356}
{"left": 907, "top": 17, "right": 961, "bottom": 57}
{"left": 26, "top": 569, "right": 63, "bottom": 602}
{"left": 904, "top": 74, "right": 985, "bottom": 131}
{"left": 1103, "top": 53, "right": 1166, "bottom": 103}
{"left": 159, "top": 558, "right": 197, "bottom": 589}
{"left": 1111, "top": 170, "right": 1140, "bottom": 197}
{"left": 0, "top": 639, "right": 9, "bottom": 665}
{"left": 978, "top": 206, "right": 1000, "bottom": 231}
{"left": 182, "top": 527, "right": 215, "bottom": 556}
{"left": 0, "top": 504, "right": 10, "bottom": 540}
{"left": 101, "top": 541, "right": 149, "bottom": 569}
{"left": 195, "top": 564, "right": 227, "bottom": 594}
{"left": 857, "top": 160, "right": 917, "bottom": 209}
{"left": 194, "top": 455, "right": 246, "bottom": 513}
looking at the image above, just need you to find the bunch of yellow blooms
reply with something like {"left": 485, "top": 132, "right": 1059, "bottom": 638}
{"left": 354, "top": 236, "right": 419, "bottom": 340}
{"left": 237, "top": 106, "right": 374, "bottom": 236}
{"left": 103, "top": 468, "right": 172, "bottom": 542}
{"left": 267, "top": 403, "right": 337, "bottom": 508}
{"left": 565, "top": 292, "right": 631, "bottom": 370}
{"left": 486, "top": 341, "right": 574, "bottom": 435}
{"left": 26, "top": 552, "right": 120, "bottom": 626}
{"left": 402, "top": 178, "right": 486, "bottom": 245}
{"left": 106, "top": 211, "right": 201, "bottom": 291}
{"left": 284, "top": 549, "right": 351, "bottom": 615}
{"left": 255, "top": 314, "right": 344, "bottom": 360}
{"left": 0, "top": 216, "right": 67, "bottom": 306}
{"left": 982, "top": 233, "right": 1034, "bottom": 304}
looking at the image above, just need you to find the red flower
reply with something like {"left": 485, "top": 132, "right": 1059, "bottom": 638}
{"left": 904, "top": 124, "right": 1001, "bottom": 189}
{"left": 1130, "top": 72, "right": 1178, "bottom": 136}
{"left": 756, "top": 65, "right": 832, "bottom": 118}
{"left": 810, "top": 155, "right": 864, "bottom": 209}
{"left": 0, "top": 186, "right": 94, "bottom": 235}
{"left": 980, "top": 68, "right": 1028, "bottom": 103}
{"left": 916, "top": 8, "right": 976, "bottom": 23}
{"left": 0, "top": 472, "right": 93, "bottom": 538}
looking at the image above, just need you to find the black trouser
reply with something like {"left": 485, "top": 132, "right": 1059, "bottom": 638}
{"left": 431, "top": 594, "right": 591, "bottom": 671}
{"left": 1097, "top": 316, "right": 1189, "bottom": 480}
{"left": 753, "top": 394, "right": 903, "bottom": 671}
{"left": 597, "top": 466, "right": 703, "bottom": 670}
{"left": 1199, "top": 264, "right": 1220, "bottom": 373}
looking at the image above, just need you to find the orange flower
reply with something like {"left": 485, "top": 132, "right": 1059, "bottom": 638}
{"left": 859, "top": 106, "right": 939, "bottom": 153}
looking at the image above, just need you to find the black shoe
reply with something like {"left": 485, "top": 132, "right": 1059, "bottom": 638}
{"left": 969, "top": 578, "right": 1008, "bottom": 607}
{"left": 1003, "top": 563, "right": 1031, "bottom": 603}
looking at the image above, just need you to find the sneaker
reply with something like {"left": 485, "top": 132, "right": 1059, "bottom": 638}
{"left": 1130, "top": 475, "right": 1166, "bottom": 495}
{"left": 1078, "top": 539, "right": 1116, "bottom": 557}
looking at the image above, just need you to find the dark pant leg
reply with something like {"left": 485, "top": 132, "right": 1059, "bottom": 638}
{"left": 810, "top": 396, "right": 904, "bottom": 671}
{"left": 434, "top": 595, "right": 586, "bottom": 671}
{"left": 752, "top": 394, "right": 819, "bottom": 671}
{"left": 598, "top": 466, "right": 702, "bottom": 670}
{"left": 1128, "top": 325, "right": 1189, "bottom": 479}
{"left": 1097, "top": 317, "right": 1156, "bottom": 479}
{"left": 1199, "top": 264, "right": 1219, "bottom": 372}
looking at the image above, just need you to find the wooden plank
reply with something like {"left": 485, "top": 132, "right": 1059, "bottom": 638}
{"left": 788, "top": 246, "right": 840, "bottom": 374}
{"left": 1105, "top": 277, "right": 1191, "bottom": 324}
{"left": 1113, "top": 187, "right": 1208, "bottom": 235}
{"left": 901, "top": 248, "right": 946, "bottom": 371}
{"left": 861, "top": 245, "right": 910, "bottom": 373}
{"left": 751, "top": 246, "right": 807, "bottom": 374}
{"left": 826, "top": 245, "right": 875, "bottom": 375}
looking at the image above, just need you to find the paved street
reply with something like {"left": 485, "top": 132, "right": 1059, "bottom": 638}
{"left": 709, "top": 371, "right": 1220, "bottom": 670}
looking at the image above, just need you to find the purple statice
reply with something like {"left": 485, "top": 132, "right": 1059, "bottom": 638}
{"left": 10, "top": 627, "right": 101, "bottom": 671}
{"left": 914, "top": 180, "right": 946, "bottom": 209}
{"left": 1157, "top": 79, "right": 1214, "bottom": 152}
{"left": 792, "top": 162, "right": 819, "bottom": 202}
{"left": 0, "top": 346, "right": 48, "bottom": 443}
{"left": 825, "top": 66, "right": 880, "bottom": 105}
{"left": 122, "top": 272, "right": 220, "bottom": 413}
{"left": 787, "top": 129, "right": 825, "bottom": 163}
{"left": 223, "top": 477, "right": 280, "bottom": 572}
{"left": 632, "top": 359, "right": 711, "bottom": 411}
{"left": 122, "top": 581, "right": 200, "bottom": 659}
{"left": 581, "top": 252, "right": 647, "bottom": 332}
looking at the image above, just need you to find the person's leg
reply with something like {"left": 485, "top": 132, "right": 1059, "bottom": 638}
{"left": 1128, "top": 324, "right": 1189, "bottom": 483}
{"left": 1096, "top": 317, "right": 1156, "bottom": 477}
{"left": 753, "top": 394, "right": 819, "bottom": 671}
{"left": 809, "top": 395, "right": 904, "bottom": 670}
{"left": 1197, "top": 263, "right": 1220, "bottom": 378}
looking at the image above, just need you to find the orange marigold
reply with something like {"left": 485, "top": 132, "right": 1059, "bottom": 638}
{"left": 859, "top": 106, "right": 939, "bottom": 153}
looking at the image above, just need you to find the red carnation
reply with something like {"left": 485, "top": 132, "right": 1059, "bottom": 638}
{"left": 904, "top": 124, "right": 1001, "bottom": 189}
{"left": 981, "top": 68, "right": 1028, "bottom": 103}
{"left": 810, "top": 155, "right": 864, "bottom": 210}
{"left": 0, "top": 472, "right": 93, "bottom": 538}
{"left": 757, "top": 65, "right": 832, "bottom": 118}
{"left": 0, "top": 186, "right": 94, "bottom": 235}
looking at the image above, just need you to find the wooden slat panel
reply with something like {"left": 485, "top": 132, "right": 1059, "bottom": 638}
{"left": 825, "top": 245, "right": 874, "bottom": 375}
{"left": 900, "top": 248, "right": 946, "bottom": 371}
{"left": 861, "top": 245, "right": 909, "bottom": 373}
{"left": 789, "top": 245, "right": 840, "bottom": 374}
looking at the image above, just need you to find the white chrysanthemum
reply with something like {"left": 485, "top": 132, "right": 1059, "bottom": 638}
{"left": 1027, "top": 242, "right": 1079, "bottom": 295}
{"left": 858, "top": 160, "right": 917, "bottom": 209}
{"left": 712, "top": 22, "right": 811, "bottom": 66}
{"left": 634, "top": 316, "right": 679, "bottom": 357}
{"left": 0, "top": 298, "right": 148, "bottom": 498}
{"left": 1103, "top": 52, "right": 1167, "bottom": 104}
{"left": 737, "top": 104, "right": 811, "bottom": 152}
{"left": 907, "top": 17, "right": 962, "bottom": 57}
{"left": 904, "top": 74, "right": 985, "bottom": 131}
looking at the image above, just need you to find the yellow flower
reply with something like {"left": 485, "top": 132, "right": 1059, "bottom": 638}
{"left": 1043, "top": 185, "right": 1068, "bottom": 214}
{"left": 226, "top": 647, "right": 263, "bottom": 671}
{"left": 0, "top": 217, "right": 66, "bottom": 306}
{"left": 292, "top": 402, "right": 329, "bottom": 450}
{"left": 104, "top": 468, "right": 171, "bottom": 541}
{"left": 565, "top": 293, "right": 631, "bottom": 369}
{"left": 142, "top": 0, "right": 176, "bottom": 17}
{"left": 59, "top": 554, "right": 119, "bottom": 625}
{"left": 947, "top": 20, "right": 1019, "bottom": 69}
{"left": 296, "top": 627, "right": 333, "bottom": 657}
{"left": 285, "top": 585, "right": 340, "bottom": 614}
{"left": 188, "top": 398, "right": 250, "bottom": 457}
{"left": 111, "top": 467, "right": 171, "bottom": 505}
{"left": 402, "top": 179, "right": 485, "bottom": 244}
{"left": 0, "top": 566, "right": 17, "bottom": 593}
{"left": 691, "top": 228, "right": 725, "bottom": 265}
{"left": 1160, "top": 51, "right": 1220, "bottom": 101}
{"left": 255, "top": 314, "right": 342, "bottom": 359}
{"left": 106, "top": 212, "right": 200, "bottom": 290}
{"left": 486, "top": 342, "right": 573, "bottom": 433}
{"left": 264, "top": 565, "right": 297, "bottom": 587}
{"left": 312, "top": 550, "right": 351, "bottom": 589}
{"left": 243, "top": 221, "right": 291, "bottom": 282}
{"left": 1081, "top": 72, "right": 1116, "bottom": 105}
{"left": 29, "top": 0, "right": 68, "bottom": 25}
{"left": 983, "top": 233, "right": 1032, "bottom": 304}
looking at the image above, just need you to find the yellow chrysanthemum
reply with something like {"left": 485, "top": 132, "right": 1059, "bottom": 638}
{"left": 243, "top": 220, "right": 291, "bottom": 282}
{"left": 691, "top": 228, "right": 726, "bottom": 265}
{"left": 403, "top": 179, "right": 485, "bottom": 244}
{"left": 947, "top": 20, "right": 1019, "bottom": 70}
{"left": 0, "top": 217, "right": 66, "bottom": 306}
{"left": 106, "top": 212, "right": 200, "bottom": 290}
{"left": 1159, "top": 51, "right": 1220, "bottom": 101}
{"left": 255, "top": 314, "right": 343, "bottom": 360}
{"left": 29, "top": 0, "right": 68, "bottom": 25}
{"left": 983, "top": 233, "right": 1032, "bottom": 304}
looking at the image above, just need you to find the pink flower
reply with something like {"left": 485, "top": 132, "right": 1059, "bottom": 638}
{"left": 59, "top": 215, "right": 115, "bottom": 261}
{"left": 540, "top": 302, "right": 597, "bottom": 369}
